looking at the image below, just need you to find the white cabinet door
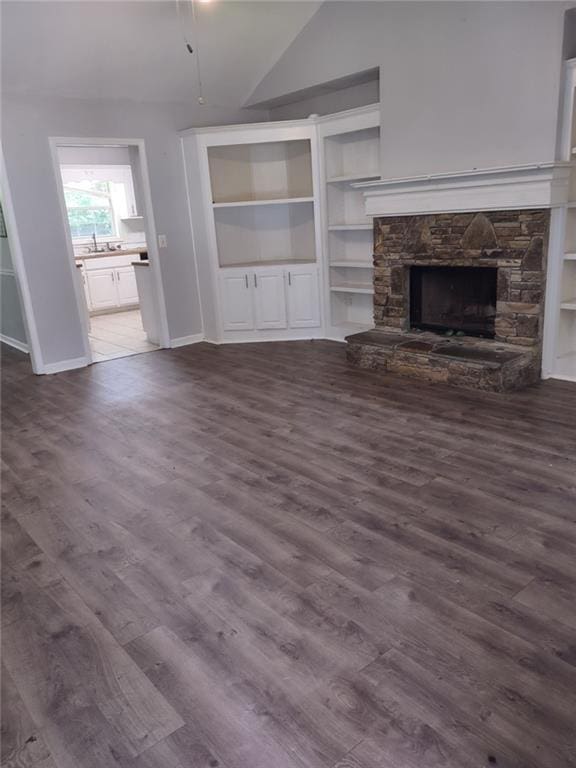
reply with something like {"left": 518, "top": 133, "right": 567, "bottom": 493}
{"left": 253, "top": 269, "right": 287, "bottom": 330}
{"left": 86, "top": 269, "right": 118, "bottom": 311}
{"left": 116, "top": 267, "right": 139, "bottom": 306}
{"left": 77, "top": 266, "right": 92, "bottom": 311}
{"left": 286, "top": 266, "right": 321, "bottom": 328}
{"left": 220, "top": 272, "right": 254, "bottom": 331}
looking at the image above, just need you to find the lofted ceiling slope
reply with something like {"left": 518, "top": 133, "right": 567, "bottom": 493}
{"left": 1, "top": 0, "right": 321, "bottom": 107}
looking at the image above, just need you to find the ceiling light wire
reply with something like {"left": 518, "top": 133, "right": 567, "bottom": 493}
{"left": 190, "top": 0, "right": 206, "bottom": 105}
{"left": 175, "top": 0, "right": 206, "bottom": 105}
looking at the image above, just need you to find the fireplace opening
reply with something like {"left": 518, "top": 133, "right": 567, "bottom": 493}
{"left": 410, "top": 266, "right": 497, "bottom": 338}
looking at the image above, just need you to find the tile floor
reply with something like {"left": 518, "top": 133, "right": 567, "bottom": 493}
{"left": 88, "top": 309, "right": 159, "bottom": 363}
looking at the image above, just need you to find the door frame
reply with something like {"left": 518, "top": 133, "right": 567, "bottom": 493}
{"left": 48, "top": 136, "right": 171, "bottom": 365}
{"left": 0, "top": 144, "right": 44, "bottom": 373}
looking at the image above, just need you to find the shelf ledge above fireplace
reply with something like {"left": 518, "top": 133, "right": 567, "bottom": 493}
{"left": 353, "top": 162, "right": 572, "bottom": 218}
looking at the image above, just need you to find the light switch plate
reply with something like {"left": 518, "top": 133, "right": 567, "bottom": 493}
{"left": 158, "top": 234, "right": 168, "bottom": 248}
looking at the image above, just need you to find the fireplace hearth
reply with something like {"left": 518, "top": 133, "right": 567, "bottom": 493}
{"left": 345, "top": 209, "right": 550, "bottom": 392}
{"left": 409, "top": 266, "right": 497, "bottom": 338}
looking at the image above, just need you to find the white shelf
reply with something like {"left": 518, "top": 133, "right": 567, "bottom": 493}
{"left": 329, "top": 261, "right": 373, "bottom": 268}
{"left": 330, "top": 284, "right": 373, "bottom": 295}
{"left": 214, "top": 199, "right": 315, "bottom": 268}
{"left": 564, "top": 253, "right": 576, "bottom": 260}
{"left": 328, "top": 223, "right": 373, "bottom": 231}
{"left": 560, "top": 299, "right": 576, "bottom": 310}
{"left": 121, "top": 215, "right": 144, "bottom": 221}
{"left": 213, "top": 196, "right": 314, "bottom": 209}
{"left": 327, "top": 173, "right": 380, "bottom": 184}
{"left": 208, "top": 139, "right": 313, "bottom": 204}
{"left": 324, "top": 126, "right": 380, "bottom": 180}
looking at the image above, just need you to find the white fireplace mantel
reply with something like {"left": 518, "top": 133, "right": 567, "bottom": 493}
{"left": 353, "top": 162, "right": 572, "bottom": 218}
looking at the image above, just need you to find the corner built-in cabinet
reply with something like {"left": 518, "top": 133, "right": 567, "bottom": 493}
{"left": 318, "top": 106, "right": 380, "bottom": 340}
{"left": 181, "top": 107, "right": 380, "bottom": 344}
{"left": 220, "top": 264, "right": 320, "bottom": 333}
{"left": 183, "top": 121, "right": 324, "bottom": 342}
{"left": 544, "top": 59, "right": 576, "bottom": 382}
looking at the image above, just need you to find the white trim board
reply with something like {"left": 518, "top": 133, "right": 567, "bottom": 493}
{"left": 42, "top": 356, "right": 90, "bottom": 375}
{"left": 170, "top": 334, "right": 205, "bottom": 348}
{"left": 1, "top": 146, "right": 43, "bottom": 373}
{"left": 0, "top": 333, "right": 29, "bottom": 354}
{"left": 354, "top": 163, "right": 572, "bottom": 217}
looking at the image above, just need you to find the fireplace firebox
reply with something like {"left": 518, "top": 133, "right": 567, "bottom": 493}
{"left": 409, "top": 266, "right": 497, "bottom": 338}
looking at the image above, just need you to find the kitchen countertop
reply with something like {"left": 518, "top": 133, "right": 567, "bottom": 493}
{"left": 75, "top": 247, "right": 148, "bottom": 261}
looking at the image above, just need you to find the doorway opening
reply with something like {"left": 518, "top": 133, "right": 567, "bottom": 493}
{"left": 53, "top": 140, "right": 168, "bottom": 364}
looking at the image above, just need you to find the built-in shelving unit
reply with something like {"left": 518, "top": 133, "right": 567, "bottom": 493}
{"left": 182, "top": 120, "right": 325, "bottom": 343}
{"left": 180, "top": 107, "right": 382, "bottom": 345}
{"left": 543, "top": 59, "right": 576, "bottom": 382}
{"left": 318, "top": 106, "right": 380, "bottom": 340}
{"left": 205, "top": 137, "right": 318, "bottom": 269}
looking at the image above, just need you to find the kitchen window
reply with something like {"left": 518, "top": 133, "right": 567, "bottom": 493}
{"left": 60, "top": 165, "right": 137, "bottom": 244}
{"left": 63, "top": 180, "right": 116, "bottom": 239}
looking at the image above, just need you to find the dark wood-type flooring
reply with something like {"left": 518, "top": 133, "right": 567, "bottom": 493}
{"left": 2, "top": 340, "right": 576, "bottom": 768}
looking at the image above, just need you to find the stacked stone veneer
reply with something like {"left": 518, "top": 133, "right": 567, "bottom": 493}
{"left": 373, "top": 209, "right": 550, "bottom": 347}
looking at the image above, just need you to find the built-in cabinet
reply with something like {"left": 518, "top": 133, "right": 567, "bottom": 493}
{"left": 181, "top": 106, "right": 379, "bottom": 344}
{"left": 220, "top": 264, "right": 320, "bottom": 334}
{"left": 185, "top": 119, "right": 326, "bottom": 342}
{"left": 543, "top": 59, "right": 576, "bottom": 382}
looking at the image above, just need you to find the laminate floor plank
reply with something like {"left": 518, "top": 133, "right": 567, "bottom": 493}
{"left": 2, "top": 341, "right": 575, "bottom": 768}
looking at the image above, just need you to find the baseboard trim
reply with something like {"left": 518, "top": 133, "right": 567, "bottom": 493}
{"left": 0, "top": 333, "right": 29, "bottom": 354}
{"left": 215, "top": 334, "right": 325, "bottom": 345}
{"left": 42, "top": 356, "right": 90, "bottom": 375}
{"left": 170, "top": 333, "right": 205, "bottom": 348}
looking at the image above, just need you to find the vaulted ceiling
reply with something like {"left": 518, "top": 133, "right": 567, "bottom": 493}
{"left": 1, "top": 1, "right": 321, "bottom": 107}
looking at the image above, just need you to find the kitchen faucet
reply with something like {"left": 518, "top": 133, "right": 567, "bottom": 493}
{"left": 91, "top": 232, "right": 98, "bottom": 252}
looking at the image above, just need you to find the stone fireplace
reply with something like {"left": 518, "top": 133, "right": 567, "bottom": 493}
{"left": 343, "top": 164, "right": 569, "bottom": 392}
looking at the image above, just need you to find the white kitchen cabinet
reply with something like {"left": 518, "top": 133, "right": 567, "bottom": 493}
{"left": 220, "top": 271, "right": 254, "bottom": 331}
{"left": 86, "top": 269, "right": 118, "bottom": 311}
{"left": 78, "top": 266, "right": 92, "bottom": 309}
{"left": 81, "top": 260, "right": 140, "bottom": 313}
{"left": 286, "top": 266, "right": 320, "bottom": 328}
{"left": 254, "top": 269, "right": 287, "bottom": 330}
{"left": 116, "top": 266, "right": 139, "bottom": 306}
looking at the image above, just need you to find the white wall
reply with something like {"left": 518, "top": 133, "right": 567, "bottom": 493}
{"left": 2, "top": 96, "right": 267, "bottom": 367}
{"left": 267, "top": 79, "right": 379, "bottom": 121}
{"left": 57, "top": 146, "right": 132, "bottom": 165}
{"left": 249, "top": 1, "right": 568, "bottom": 178}
{"left": 0, "top": 213, "right": 28, "bottom": 349}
